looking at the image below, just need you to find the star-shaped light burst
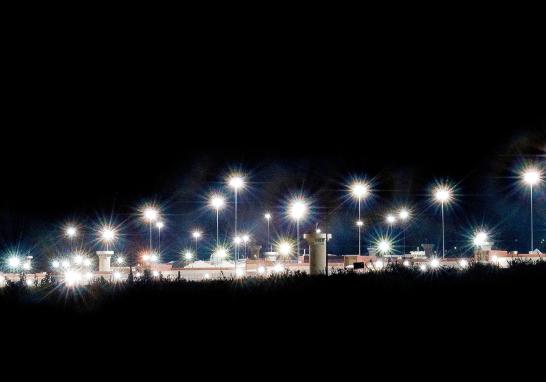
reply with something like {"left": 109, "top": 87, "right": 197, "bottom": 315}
{"left": 288, "top": 198, "right": 308, "bottom": 221}
{"left": 521, "top": 167, "right": 543, "bottom": 187}
{"left": 350, "top": 181, "right": 370, "bottom": 200}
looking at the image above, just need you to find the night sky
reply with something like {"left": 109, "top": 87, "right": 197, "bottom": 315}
{"left": 2, "top": 33, "right": 545, "bottom": 267}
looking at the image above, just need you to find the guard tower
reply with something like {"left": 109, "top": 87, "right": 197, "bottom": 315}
{"left": 304, "top": 231, "right": 332, "bottom": 275}
{"left": 96, "top": 251, "right": 114, "bottom": 273}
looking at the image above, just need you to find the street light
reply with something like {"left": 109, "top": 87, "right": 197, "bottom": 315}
{"left": 184, "top": 251, "right": 194, "bottom": 262}
{"left": 376, "top": 239, "right": 392, "bottom": 256}
{"left": 433, "top": 184, "right": 453, "bottom": 258}
{"left": 521, "top": 167, "right": 543, "bottom": 252}
{"left": 398, "top": 208, "right": 410, "bottom": 255}
{"left": 156, "top": 221, "right": 164, "bottom": 253}
{"left": 192, "top": 230, "right": 202, "bottom": 257}
{"left": 142, "top": 205, "right": 160, "bottom": 252}
{"left": 99, "top": 225, "right": 117, "bottom": 251}
{"left": 65, "top": 226, "right": 78, "bottom": 239}
{"left": 473, "top": 231, "right": 489, "bottom": 248}
{"left": 289, "top": 198, "right": 308, "bottom": 262}
{"left": 209, "top": 194, "right": 225, "bottom": 246}
{"left": 264, "top": 213, "right": 272, "bottom": 252}
{"left": 228, "top": 174, "right": 245, "bottom": 269}
{"left": 350, "top": 181, "right": 370, "bottom": 256}
{"left": 277, "top": 241, "right": 293, "bottom": 258}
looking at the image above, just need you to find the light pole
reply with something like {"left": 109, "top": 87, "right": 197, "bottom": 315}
{"left": 192, "top": 230, "right": 202, "bottom": 258}
{"left": 228, "top": 175, "right": 245, "bottom": 269}
{"left": 350, "top": 182, "right": 370, "bottom": 256}
{"left": 156, "top": 221, "right": 164, "bottom": 253}
{"left": 142, "top": 206, "right": 159, "bottom": 252}
{"left": 433, "top": 185, "right": 453, "bottom": 259}
{"left": 398, "top": 208, "right": 410, "bottom": 255}
{"left": 264, "top": 213, "right": 272, "bottom": 252}
{"left": 386, "top": 214, "right": 397, "bottom": 236}
{"left": 99, "top": 225, "right": 117, "bottom": 252}
{"left": 522, "top": 168, "right": 542, "bottom": 252}
{"left": 209, "top": 194, "right": 225, "bottom": 246}
{"left": 289, "top": 198, "right": 308, "bottom": 263}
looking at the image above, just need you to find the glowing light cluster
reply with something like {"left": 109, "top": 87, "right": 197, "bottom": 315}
{"left": 289, "top": 199, "right": 307, "bottom": 221}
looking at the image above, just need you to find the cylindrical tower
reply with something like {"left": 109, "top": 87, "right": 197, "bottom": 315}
{"left": 96, "top": 251, "right": 114, "bottom": 273}
{"left": 303, "top": 232, "right": 332, "bottom": 275}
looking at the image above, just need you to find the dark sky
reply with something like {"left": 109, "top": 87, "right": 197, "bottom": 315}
{"left": 1, "top": 20, "right": 545, "bottom": 265}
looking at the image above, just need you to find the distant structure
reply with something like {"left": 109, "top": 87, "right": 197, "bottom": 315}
{"left": 304, "top": 231, "right": 332, "bottom": 275}
{"left": 97, "top": 251, "right": 114, "bottom": 273}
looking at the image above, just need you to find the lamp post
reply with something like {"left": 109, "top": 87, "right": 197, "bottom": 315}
{"left": 142, "top": 206, "right": 159, "bottom": 252}
{"left": 289, "top": 198, "right": 308, "bottom": 263}
{"left": 209, "top": 194, "right": 225, "bottom": 246}
{"left": 228, "top": 175, "right": 245, "bottom": 269}
{"left": 350, "top": 182, "right": 370, "bottom": 255}
{"left": 264, "top": 213, "right": 272, "bottom": 252}
{"left": 521, "top": 168, "right": 543, "bottom": 252}
{"left": 192, "top": 230, "right": 202, "bottom": 258}
{"left": 99, "top": 225, "right": 117, "bottom": 252}
{"left": 433, "top": 185, "right": 453, "bottom": 259}
{"left": 156, "top": 221, "right": 164, "bottom": 253}
{"left": 398, "top": 208, "right": 410, "bottom": 255}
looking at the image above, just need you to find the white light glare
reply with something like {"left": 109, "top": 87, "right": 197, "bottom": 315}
{"left": 156, "top": 221, "right": 164, "bottom": 229}
{"left": 228, "top": 175, "right": 245, "bottom": 190}
{"left": 143, "top": 207, "right": 159, "bottom": 222}
{"left": 192, "top": 230, "right": 202, "bottom": 239}
{"left": 434, "top": 186, "right": 452, "bottom": 203}
{"left": 399, "top": 209, "right": 410, "bottom": 221}
{"left": 430, "top": 258, "right": 440, "bottom": 268}
{"left": 235, "top": 268, "right": 245, "bottom": 278}
{"left": 8, "top": 257, "right": 20, "bottom": 268}
{"left": 264, "top": 213, "right": 271, "bottom": 220}
{"left": 386, "top": 214, "right": 397, "bottom": 225}
{"left": 522, "top": 168, "right": 542, "bottom": 186}
{"left": 377, "top": 239, "right": 392, "bottom": 255}
{"left": 257, "top": 266, "right": 266, "bottom": 275}
{"left": 403, "top": 260, "right": 410, "bottom": 267}
{"left": 100, "top": 226, "right": 116, "bottom": 243}
{"left": 351, "top": 182, "right": 369, "bottom": 200}
{"left": 356, "top": 220, "right": 364, "bottom": 227}
{"left": 473, "top": 231, "right": 489, "bottom": 247}
{"left": 210, "top": 194, "right": 225, "bottom": 210}
{"left": 289, "top": 199, "right": 307, "bottom": 221}
{"left": 459, "top": 259, "right": 469, "bottom": 268}
{"left": 52, "top": 260, "right": 60, "bottom": 269}
{"left": 278, "top": 241, "right": 293, "bottom": 256}
{"left": 66, "top": 226, "right": 77, "bottom": 238}
{"left": 184, "top": 251, "right": 194, "bottom": 261}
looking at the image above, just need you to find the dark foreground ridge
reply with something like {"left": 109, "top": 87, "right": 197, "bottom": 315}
{"left": 4, "top": 262, "right": 546, "bottom": 325}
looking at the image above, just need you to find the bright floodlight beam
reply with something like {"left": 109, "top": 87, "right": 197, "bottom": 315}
{"left": 7, "top": 256, "right": 21, "bottom": 269}
{"left": 65, "top": 226, "right": 78, "bottom": 239}
{"left": 350, "top": 181, "right": 370, "bottom": 256}
{"left": 521, "top": 167, "right": 543, "bottom": 251}
{"left": 433, "top": 184, "right": 453, "bottom": 259}
{"left": 209, "top": 194, "right": 226, "bottom": 246}
{"left": 289, "top": 198, "right": 308, "bottom": 262}
{"left": 142, "top": 205, "right": 160, "bottom": 251}
{"left": 99, "top": 226, "right": 116, "bottom": 251}
{"left": 278, "top": 241, "right": 293, "bottom": 257}
{"left": 228, "top": 174, "right": 245, "bottom": 272}
{"left": 473, "top": 231, "right": 489, "bottom": 247}
{"left": 192, "top": 230, "right": 202, "bottom": 257}
{"left": 376, "top": 239, "right": 392, "bottom": 256}
{"left": 156, "top": 221, "right": 164, "bottom": 253}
